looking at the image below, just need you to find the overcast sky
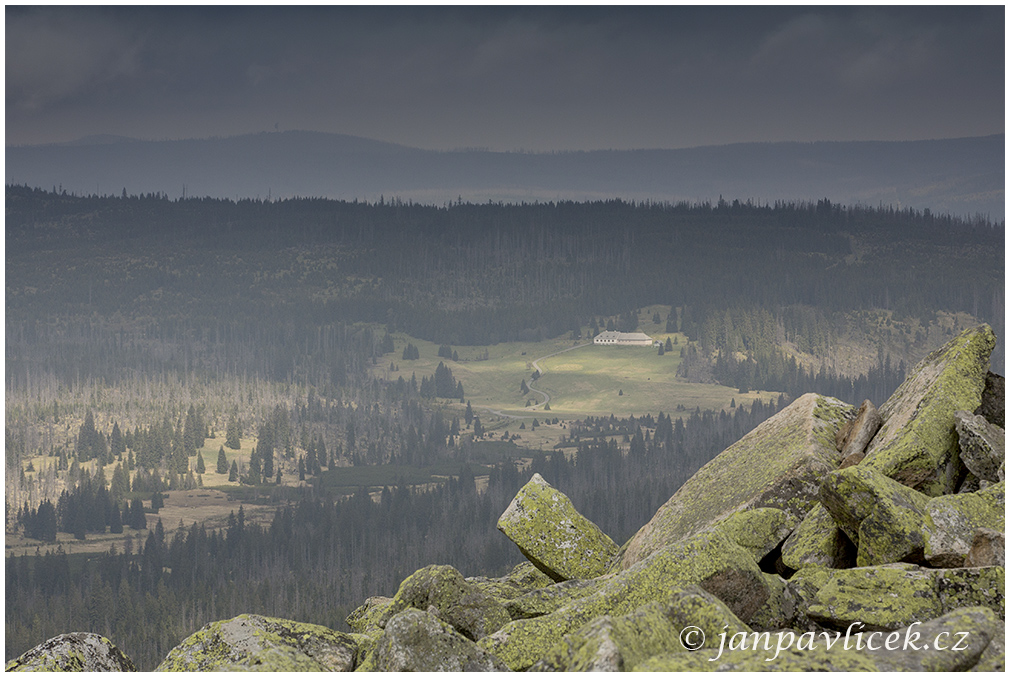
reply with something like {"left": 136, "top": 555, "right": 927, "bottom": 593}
{"left": 6, "top": 5, "right": 1005, "bottom": 151}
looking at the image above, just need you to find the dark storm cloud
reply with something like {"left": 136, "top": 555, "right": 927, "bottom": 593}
{"left": 5, "top": 6, "right": 1003, "bottom": 150}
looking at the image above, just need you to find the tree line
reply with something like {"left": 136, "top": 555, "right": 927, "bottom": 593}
{"left": 6, "top": 396, "right": 784, "bottom": 670}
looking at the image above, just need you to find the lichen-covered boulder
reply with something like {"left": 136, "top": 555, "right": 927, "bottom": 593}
{"left": 528, "top": 603, "right": 677, "bottom": 672}
{"left": 819, "top": 464, "right": 934, "bottom": 566}
{"left": 373, "top": 609, "right": 507, "bottom": 671}
{"left": 925, "top": 480, "right": 1005, "bottom": 566}
{"left": 965, "top": 528, "right": 1006, "bottom": 567}
{"left": 529, "top": 587, "right": 748, "bottom": 672}
{"left": 156, "top": 614, "right": 359, "bottom": 671}
{"left": 861, "top": 324, "right": 995, "bottom": 496}
{"left": 6, "top": 633, "right": 136, "bottom": 672}
{"left": 479, "top": 529, "right": 774, "bottom": 670}
{"left": 804, "top": 563, "right": 1005, "bottom": 632}
{"left": 620, "top": 393, "right": 854, "bottom": 569}
{"left": 497, "top": 473, "right": 618, "bottom": 581}
{"left": 376, "top": 564, "right": 510, "bottom": 641}
{"left": 502, "top": 577, "right": 602, "bottom": 620}
{"left": 634, "top": 606, "right": 1003, "bottom": 672}
{"left": 715, "top": 507, "right": 799, "bottom": 563}
{"left": 466, "top": 561, "right": 555, "bottom": 604}
{"left": 861, "top": 606, "right": 1003, "bottom": 672}
{"left": 975, "top": 370, "right": 1005, "bottom": 428}
{"left": 780, "top": 503, "right": 855, "bottom": 570}
{"left": 936, "top": 565, "right": 1005, "bottom": 617}
{"left": 955, "top": 410, "right": 1005, "bottom": 484}
{"left": 345, "top": 596, "right": 393, "bottom": 633}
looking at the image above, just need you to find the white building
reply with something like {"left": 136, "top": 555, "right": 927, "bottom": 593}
{"left": 593, "top": 331, "right": 655, "bottom": 347}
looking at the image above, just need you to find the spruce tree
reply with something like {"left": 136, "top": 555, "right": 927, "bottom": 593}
{"left": 217, "top": 446, "right": 228, "bottom": 473}
{"left": 196, "top": 451, "right": 206, "bottom": 474}
{"left": 226, "top": 412, "right": 241, "bottom": 450}
{"left": 228, "top": 460, "right": 238, "bottom": 482}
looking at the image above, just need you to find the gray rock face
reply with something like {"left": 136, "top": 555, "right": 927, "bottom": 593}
{"left": 155, "top": 614, "right": 359, "bottom": 671}
{"left": 965, "top": 528, "right": 1006, "bottom": 567}
{"left": 497, "top": 473, "right": 618, "bottom": 581}
{"left": 5, "top": 633, "right": 136, "bottom": 672}
{"left": 839, "top": 399, "right": 883, "bottom": 461}
{"left": 955, "top": 410, "right": 1005, "bottom": 483}
{"left": 375, "top": 609, "right": 507, "bottom": 671}
{"left": 925, "top": 481, "right": 1005, "bottom": 566}
{"left": 975, "top": 370, "right": 1005, "bottom": 428}
{"left": 861, "top": 324, "right": 994, "bottom": 496}
{"left": 620, "top": 393, "right": 853, "bottom": 569}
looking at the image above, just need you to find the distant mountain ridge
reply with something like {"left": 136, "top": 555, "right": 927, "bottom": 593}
{"left": 6, "top": 131, "right": 1003, "bottom": 220}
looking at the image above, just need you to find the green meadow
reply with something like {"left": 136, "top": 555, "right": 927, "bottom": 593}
{"left": 373, "top": 305, "right": 782, "bottom": 433}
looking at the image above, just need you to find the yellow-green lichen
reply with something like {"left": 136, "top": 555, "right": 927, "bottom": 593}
{"left": 805, "top": 564, "right": 942, "bottom": 631}
{"left": 715, "top": 508, "right": 798, "bottom": 562}
{"left": 481, "top": 530, "right": 770, "bottom": 670}
{"left": 345, "top": 596, "right": 392, "bottom": 633}
{"left": 862, "top": 325, "right": 994, "bottom": 496}
{"left": 532, "top": 586, "right": 751, "bottom": 672}
{"left": 5, "top": 633, "right": 136, "bottom": 672}
{"left": 155, "top": 614, "right": 358, "bottom": 671}
{"left": 781, "top": 503, "right": 852, "bottom": 570}
{"left": 497, "top": 473, "right": 618, "bottom": 581}
{"left": 376, "top": 564, "right": 510, "bottom": 641}
{"left": 619, "top": 393, "right": 853, "bottom": 570}
{"left": 819, "top": 464, "right": 935, "bottom": 566}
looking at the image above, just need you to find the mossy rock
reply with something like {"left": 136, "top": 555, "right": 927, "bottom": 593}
{"left": 502, "top": 577, "right": 603, "bottom": 620}
{"left": 715, "top": 507, "right": 799, "bottom": 563}
{"left": 936, "top": 566, "right": 1005, "bottom": 618}
{"left": 620, "top": 393, "right": 853, "bottom": 569}
{"left": 819, "top": 464, "right": 933, "bottom": 566}
{"left": 377, "top": 564, "right": 510, "bottom": 641}
{"left": 155, "top": 614, "right": 359, "bottom": 671}
{"left": 635, "top": 606, "right": 1003, "bottom": 671}
{"left": 805, "top": 563, "right": 1005, "bottom": 632}
{"left": 466, "top": 561, "right": 555, "bottom": 604}
{"left": 528, "top": 602, "right": 680, "bottom": 671}
{"left": 781, "top": 502, "right": 855, "bottom": 570}
{"left": 530, "top": 586, "right": 748, "bottom": 672}
{"left": 862, "top": 324, "right": 995, "bottom": 496}
{"left": 863, "top": 605, "right": 1003, "bottom": 671}
{"left": 925, "top": 480, "right": 1005, "bottom": 566}
{"left": 806, "top": 563, "right": 941, "bottom": 631}
{"left": 6, "top": 632, "right": 136, "bottom": 672}
{"left": 480, "top": 529, "right": 772, "bottom": 670}
{"left": 345, "top": 596, "right": 392, "bottom": 633}
{"left": 497, "top": 473, "right": 618, "bottom": 581}
{"left": 374, "top": 609, "right": 507, "bottom": 671}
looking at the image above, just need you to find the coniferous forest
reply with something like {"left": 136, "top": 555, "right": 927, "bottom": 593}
{"left": 5, "top": 186, "right": 1004, "bottom": 668}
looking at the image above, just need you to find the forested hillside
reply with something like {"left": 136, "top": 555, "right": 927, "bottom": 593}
{"left": 7, "top": 186, "right": 1003, "bottom": 375}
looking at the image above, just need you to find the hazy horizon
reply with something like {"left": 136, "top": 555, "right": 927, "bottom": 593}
{"left": 6, "top": 6, "right": 1004, "bottom": 152}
